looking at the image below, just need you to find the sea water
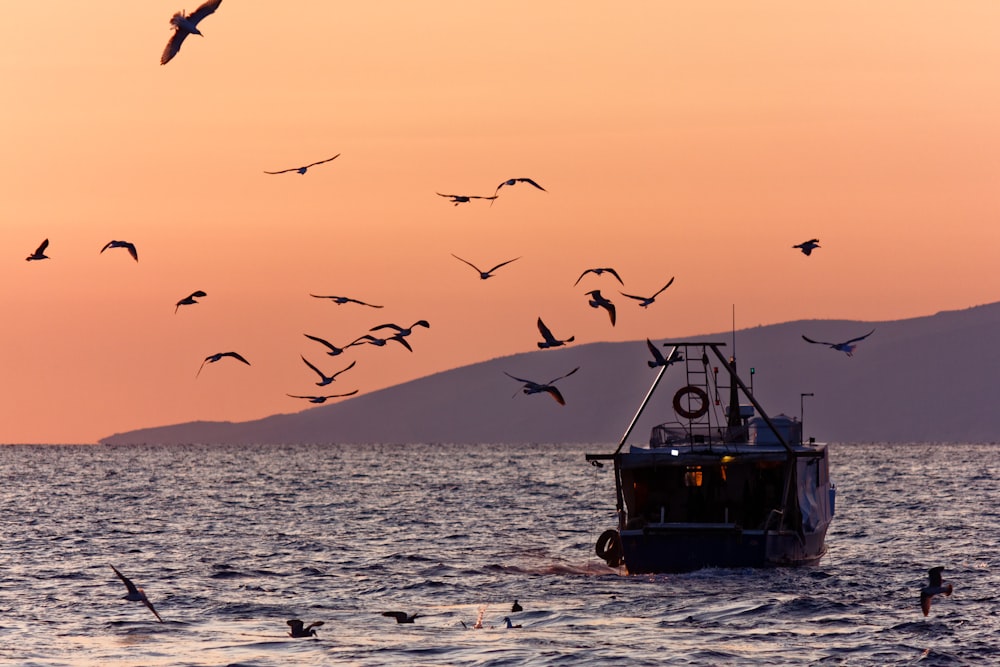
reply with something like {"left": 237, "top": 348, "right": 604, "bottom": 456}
{"left": 0, "top": 442, "right": 995, "bottom": 666}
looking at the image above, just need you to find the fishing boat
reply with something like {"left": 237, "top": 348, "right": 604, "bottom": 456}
{"left": 586, "top": 342, "right": 835, "bottom": 574}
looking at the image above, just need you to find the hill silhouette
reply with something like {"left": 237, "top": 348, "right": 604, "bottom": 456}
{"left": 100, "top": 302, "right": 1000, "bottom": 445}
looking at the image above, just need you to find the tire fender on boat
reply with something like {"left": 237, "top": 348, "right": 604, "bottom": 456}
{"left": 672, "top": 385, "right": 709, "bottom": 420}
{"left": 595, "top": 529, "right": 623, "bottom": 567}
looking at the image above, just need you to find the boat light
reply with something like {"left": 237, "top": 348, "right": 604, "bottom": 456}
{"left": 721, "top": 455, "right": 735, "bottom": 464}
{"left": 670, "top": 449, "right": 679, "bottom": 456}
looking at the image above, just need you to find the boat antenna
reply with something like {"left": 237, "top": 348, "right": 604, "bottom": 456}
{"left": 731, "top": 304, "right": 736, "bottom": 360}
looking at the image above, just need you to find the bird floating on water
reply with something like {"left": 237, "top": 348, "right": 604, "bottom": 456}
{"left": 574, "top": 267, "right": 624, "bottom": 287}
{"left": 920, "top": 566, "right": 953, "bottom": 616}
{"left": 109, "top": 565, "right": 163, "bottom": 623}
{"left": 793, "top": 239, "right": 820, "bottom": 256}
{"left": 382, "top": 611, "right": 420, "bottom": 624}
{"left": 646, "top": 339, "right": 684, "bottom": 369}
{"left": 287, "top": 619, "right": 324, "bottom": 637}
{"left": 451, "top": 254, "right": 520, "bottom": 280}
{"left": 437, "top": 193, "right": 497, "bottom": 206}
{"left": 619, "top": 277, "right": 675, "bottom": 308}
{"left": 26, "top": 239, "right": 50, "bottom": 261}
{"left": 197, "top": 351, "right": 250, "bottom": 377}
{"left": 101, "top": 240, "right": 138, "bottom": 262}
{"left": 801, "top": 329, "right": 875, "bottom": 357}
{"left": 300, "top": 356, "right": 356, "bottom": 386}
{"left": 161, "top": 0, "right": 223, "bottom": 66}
{"left": 511, "top": 600, "right": 523, "bottom": 613}
{"left": 310, "top": 294, "right": 383, "bottom": 308}
{"left": 585, "top": 290, "right": 616, "bottom": 326}
{"left": 504, "top": 366, "right": 580, "bottom": 406}
{"left": 536, "top": 317, "right": 574, "bottom": 349}
{"left": 175, "top": 290, "right": 207, "bottom": 313}
{"left": 502, "top": 617, "right": 522, "bottom": 629}
{"left": 286, "top": 391, "right": 358, "bottom": 404}
{"left": 264, "top": 154, "right": 340, "bottom": 175}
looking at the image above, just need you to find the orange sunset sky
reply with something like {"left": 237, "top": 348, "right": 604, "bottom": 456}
{"left": 3, "top": 2, "right": 1000, "bottom": 444}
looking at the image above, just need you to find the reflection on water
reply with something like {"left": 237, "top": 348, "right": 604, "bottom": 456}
{"left": 0, "top": 442, "right": 995, "bottom": 665}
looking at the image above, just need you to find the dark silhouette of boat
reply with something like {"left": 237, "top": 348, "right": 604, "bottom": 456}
{"left": 587, "top": 341, "right": 835, "bottom": 574}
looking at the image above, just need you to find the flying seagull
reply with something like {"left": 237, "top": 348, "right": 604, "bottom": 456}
{"left": 536, "top": 317, "right": 574, "bottom": 349}
{"left": 161, "top": 0, "right": 223, "bottom": 66}
{"left": 309, "top": 294, "right": 383, "bottom": 308}
{"left": 300, "top": 356, "right": 356, "bottom": 386}
{"left": 801, "top": 329, "right": 875, "bottom": 357}
{"left": 197, "top": 351, "right": 250, "bottom": 377}
{"left": 287, "top": 619, "right": 324, "bottom": 637}
{"left": 264, "top": 154, "right": 340, "bottom": 175}
{"left": 175, "top": 290, "right": 207, "bottom": 313}
{"left": 286, "top": 391, "right": 358, "bottom": 404}
{"left": 574, "top": 267, "right": 624, "bottom": 287}
{"left": 370, "top": 320, "right": 429, "bottom": 338}
{"left": 646, "top": 339, "right": 683, "bottom": 369}
{"left": 619, "top": 277, "right": 675, "bottom": 308}
{"left": 101, "top": 240, "right": 138, "bottom": 262}
{"left": 304, "top": 333, "right": 351, "bottom": 357}
{"left": 451, "top": 254, "right": 520, "bottom": 280}
{"left": 504, "top": 366, "right": 580, "bottom": 406}
{"left": 109, "top": 565, "right": 163, "bottom": 623}
{"left": 382, "top": 611, "right": 420, "bottom": 624}
{"left": 350, "top": 333, "right": 413, "bottom": 351}
{"left": 26, "top": 239, "right": 50, "bottom": 261}
{"left": 436, "top": 193, "right": 498, "bottom": 206}
{"left": 494, "top": 177, "right": 546, "bottom": 197}
{"left": 793, "top": 239, "right": 820, "bottom": 256}
{"left": 585, "top": 290, "right": 616, "bottom": 326}
{"left": 920, "top": 566, "right": 953, "bottom": 616}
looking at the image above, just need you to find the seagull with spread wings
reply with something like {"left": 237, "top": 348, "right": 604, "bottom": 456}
{"left": 919, "top": 566, "right": 953, "bottom": 616}
{"left": 287, "top": 619, "right": 324, "bottom": 637}
{"left": 304, "top": 333, "right": 352, "bottom": 357}
{"left": 264, "top": 154, "right": 340, "bottom": 175}
{"left": 801, "top": 329, "right": 875, "bottom": 357}
{"left": 645, "top": 339, "right": 684, "bottom": 369}
{"left": 504, "top": 366, "right": 580, "bottom": 406}
{"left": 619, "top": 277, "right": 675, "bottom": 308}
{"left": 309, "top": 294, "right": 383, "bottom": 308}
{"left": 197, "top": 351, "right": 250, "bottom": 377}
{"left": 574, "top": 267, "right": 624, "bottom": 287}
{"left": 300, "top": 356, "right": 356, "bottom": 387}
{"left": 286, "top": 391, "right": 358, "bottom": 404}
{"left": 494, "top": 177, "right": 546, "bottom": 196}
{"left": 109, "top": 565, "right": 163, "bottom": 623}
{"left": 26, "top": 239, "right": 50, "bottom": 261}
{"left": 451, "top": 254, "right": 520, "bottom": 280}
{"left": 437, "top": 193, "right": 498, "bottom": 206}
{"left": 536, "top": 317, "right": 574, "bottom": 349}
{"left": 101, "top": 240, "right": 138, "bottom": 262}
{"left": 793, "top": 239, "right": 820, "bottom": 256}
{"left": 160, "top": 0, "right": 223, "bottom": 65}
{"left": 585, "top": 290, "right": 616, "bottom": 326}
{"left": 175, "top": 290, "right": 207, "bottom": 313}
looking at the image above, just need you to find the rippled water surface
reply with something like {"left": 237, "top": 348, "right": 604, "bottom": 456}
{"left": 0, "top": 442, "right": 996, "bottom": 666}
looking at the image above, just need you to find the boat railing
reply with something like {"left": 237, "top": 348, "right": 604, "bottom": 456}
{"left": 649, "top": 421, "right": 724, "bottom": 447}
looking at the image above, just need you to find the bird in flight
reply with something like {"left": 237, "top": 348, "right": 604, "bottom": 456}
{"left": 451, "top": 254, "right": 520, "bottom": 280}
{"left": 26, "top": 239, "right": 50, "bottom": 261}
{"left": 101, "top": 240, "right": 138, "bottom": 262}
{"left": 436, "top": 193, "right": 498, "bottom": 206}
{"left": 494, "top": 177, "right": 546, "bottom": 197}
{"left": 300, "top": 356, "right": 356, "bottom": 386}
{"left": 536, "top": 317, "right": 574, "bottom": 349}
{"left": 619, "top": 277, "right": 675, "bottom": 308}
{"left": 175, "top": 290, "right": 207, "bottom": 313}
{"left": 264, "top": 154, "right": 340, "bottom": 175}
{"left": 645, "top": 339, "right": 684, "bottom": 369}
{"left": 801, "top": 329, "right": 875, "bottom": 357}
{"left": 574, "top": 267, "right": 624, "bottom": 287}
{"left": 382, "top": 611, "right": 420, "bottom": 624}
{"left": 310, "top": 294, "right": 383, "bottom": 308}
{"left": 919, "top": 566, "right": 953, "bottom": 616}
{"left": 504, "top": 366, "right": 580, "bottom": 406}
{"left": 350, "top": 333, "right": 413, "bottom": 351}
{"left": 585, "top": 290, "right": 616, "bottom": 326}
{"left": 197, "top": 351, "right": 250, "bottom": 377}
{"left": 286, "top": 391, "right": 358, "bottom": 404}
{"left": 370, "top": 320, "right": 429, "bottom": 340}
{"left": 161, "top": 0, "right": 223, "bottom": 66}
{"left": 287, "top": 619, "right": 324, "bottom": 637}
{"left": 109, "top": 565, "right": 163, "bottom": 623}
{"left": 793, "top": 239, "right": 820, "bottom": 256}
{"left": 304, "top": 333, "right": 351, "bottom": 357}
